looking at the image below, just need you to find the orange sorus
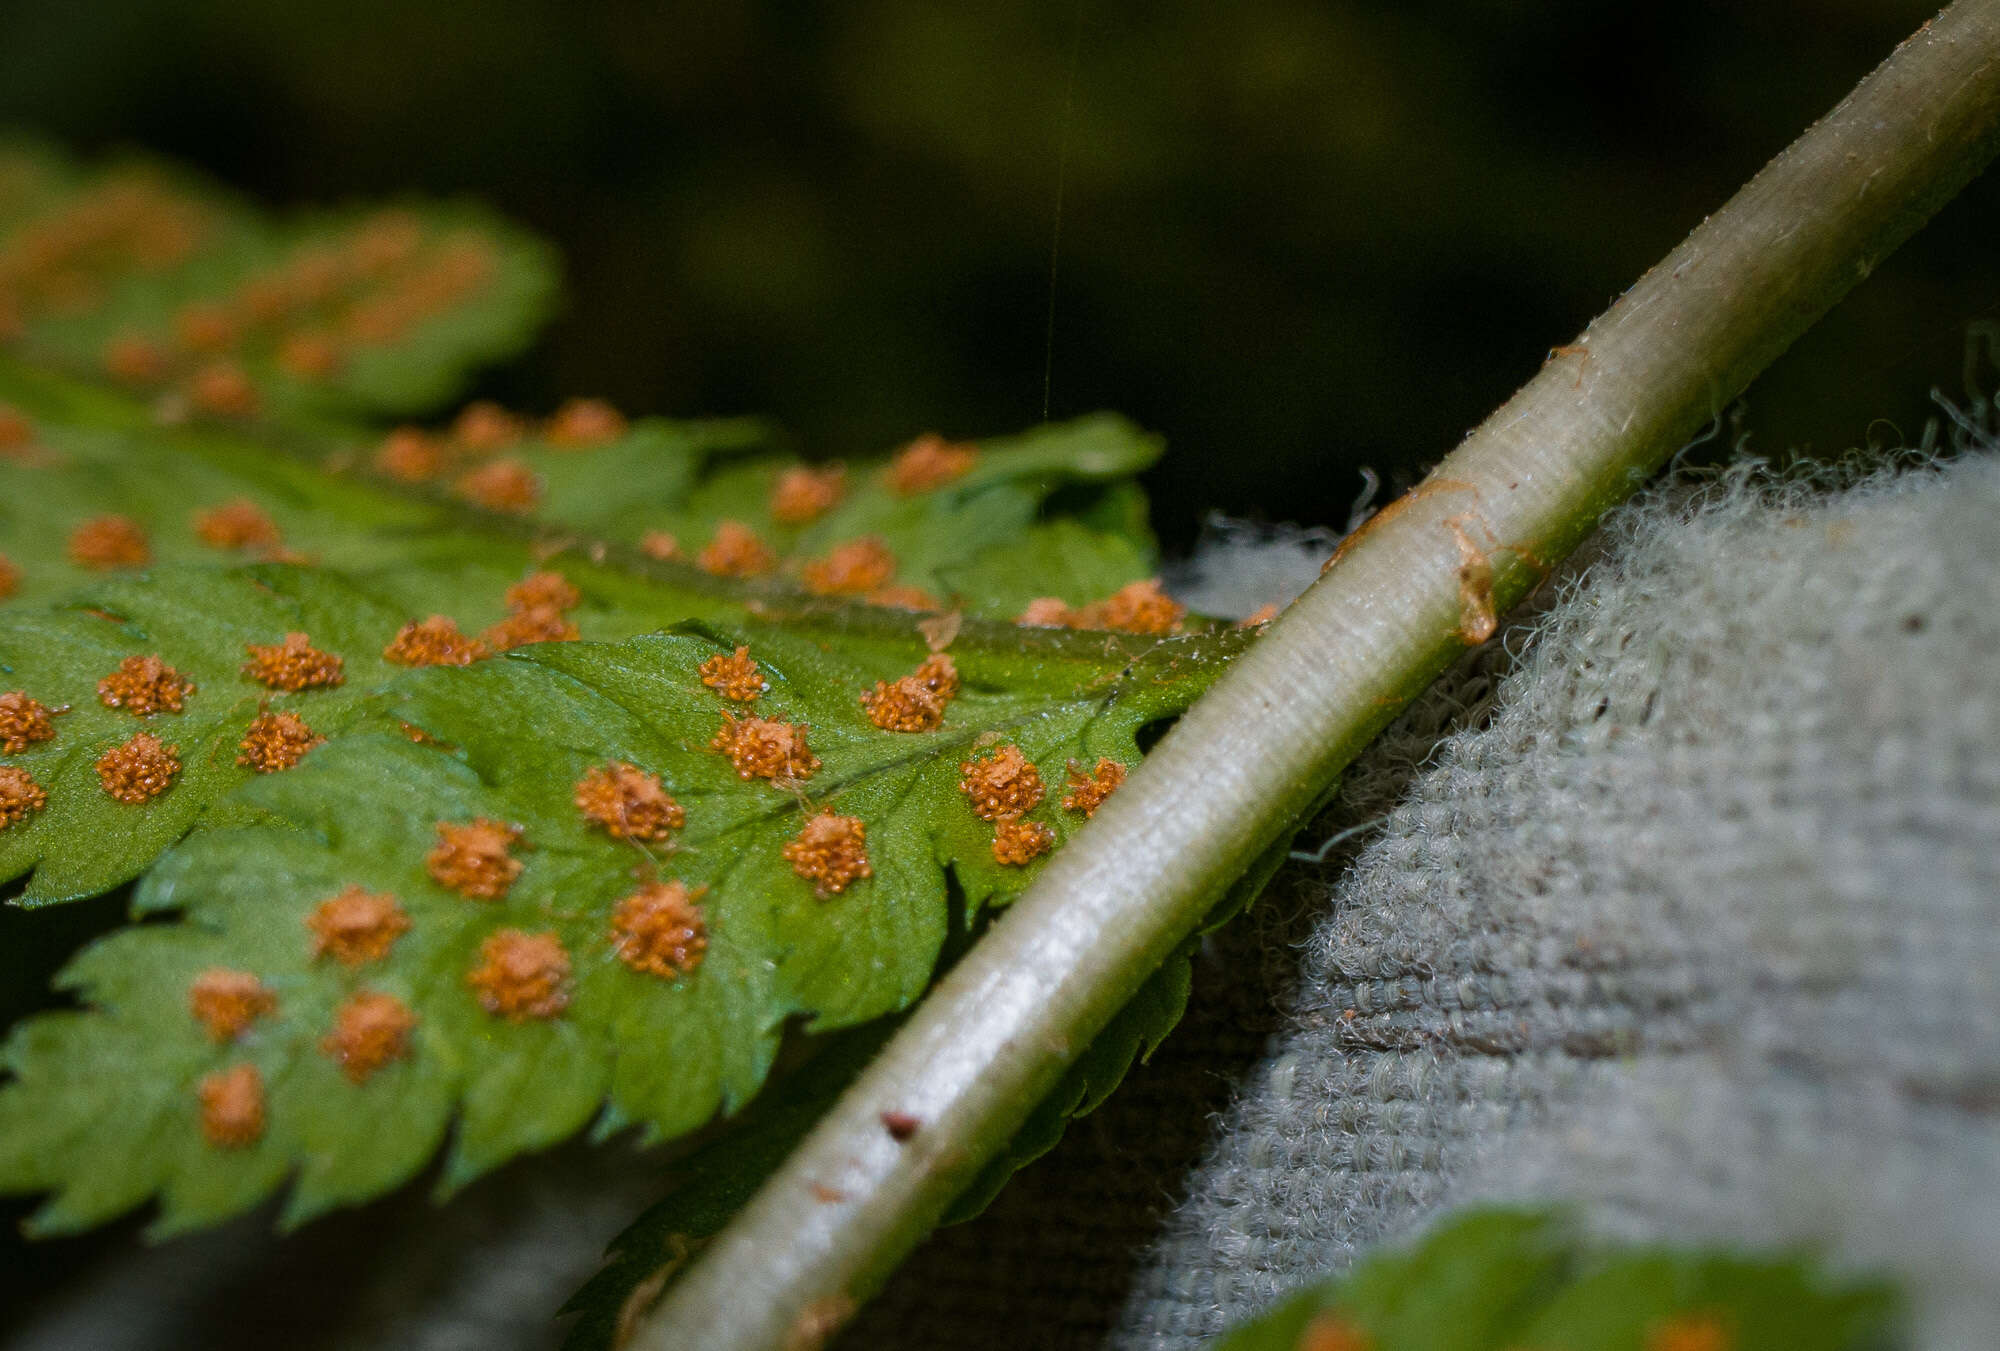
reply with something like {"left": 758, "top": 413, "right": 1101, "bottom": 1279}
{"left": 697, "top": 645, "right": 767, "bottom": 702}
{"left": 0, "top": 690, "right": 61, "bottom": 753}
{"left": 769, "top": 463, "right": 845, "bottom": 525}
{"left": 574, "top": 762, "right": 685, "bottom": 842}
{"left": 0, "top": 765, "right": 47, "bottom": 829}
{"left": 801, "top": 537, "right": 897, "bottom": 597}
{"left": 426, "top": 817, "right": 525, "bottom": 900}
{"left": 697, "top": 520, "right": 776, "bottom": 578}
{"left": 609, "top": 880, "right": 709, "bottom": 978}
{"left": 711, "top": 712, "right": 820, "bottom": 782}
{"left": 307, "top": 885, "right": 411, "bottom": 967}
{"left": 96, "top": 732, "right": 179, "bottom": 802}
{"left": 320, "top": 991, "right": 416, "bottom": 1084}
{"left": 67, "top": 514, "right": 150, "bottom": 570}
{"left": 544, "top": 397, "right": 626, "bottom": 447}
{"left": 887, "top": 433, "right": 977, "bottom": 495}
{"left": 466, "top": 929, "right": 572, "bottom": 1020}
{"left": 383, "top": 615, "right": 487, "bottom": 667}
{"left": 198, "top": 1064, "right": 266, "bottom": 1148}
{"left": 242, "top": 632, "right": 344, "bottom": 691}
{"left": 97, "top": 654, "right": 195, "bottom": 716}
{"left": 782, "top": 813, "right": 872, "bottom": 897}
{"left": 1061, "top": 757, "right": 1127, "bottom": 816}
{"left": 959, "top": 744, "right": 1044, "bottom": 821}
{"left": 236, "top": 711, "right": 324, "bottom": 773}
{"left": 194, "top": 498, "right": 281, "bottom": 552}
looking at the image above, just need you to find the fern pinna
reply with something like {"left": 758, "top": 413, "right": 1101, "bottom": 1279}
{"left": 0, "top": 141, "right": 1255, "bottom": 1244}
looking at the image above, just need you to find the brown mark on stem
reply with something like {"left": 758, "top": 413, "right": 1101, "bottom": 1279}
{"left": 1322, "top": 476, "right": 1479, "bottom": 574}
{"left": 1444, "top": 515, "right": 1498, "bottom": 645}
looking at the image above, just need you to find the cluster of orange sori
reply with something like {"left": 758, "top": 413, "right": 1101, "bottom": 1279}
{"left": 698, "top": 645, "right": 768, "bottom": 702}
{"left": 382, "top": 569, "right": 586, "bottom": 669}
{"left": 483, "top": 567, "right": 582, "bottom": 650}
{"left": 241, "top": 632, "right": 344, "bottom": 692}
{"left": 800, "top": 536, "right": 897, "bottom": 597}
{"left": 886, "top": 432, "right": 979, "bottom": 495}
{"left": 572, "top": 760, "right": 713, "bottom": 975}
{"left": 236, "top": 711, "right": 323, "bottom": 774}
{"left": 175, "top": 634, "right": 1126, "bottom": 1151}
{"left": 711, "top": 711, "right": 822, "bottom": 782}
{"left": 0, "top": 624, "right": 353, "bottom": 826}
{"left": 180, "top": 766, "right": 721, "bottom": 1146}
{"left": 769, "top": 463, "right": 845, "bottom": 525}
{"left": 98, "top": 210, "right": 500, "bottom": 421}
{"left": 0, "top": 695, "right": 53, "bottom": 810}
{"left": 426, "top": 818, "right": 525, "bottom": 900}
{"left": 67, "top": 514, "right": 151, "bottom": 570}
{"left": 1060, "top": 757, "right": 1127, "bottom": 817}
{"left": 370, "top": 396, "right": 627, "bottom": 497}
{"left": 0, "top": 404, "right": 34, "bottom": 456}
{"left": 781, "top": 812, "right": 873, "bottom": 896}
{"left": 35, "top": 497, "right": 308, "bottom": 587}
{"left": 689, "top": 519, "right": 941, "bottom": 610}
{"left": 610, "top": 880, "right": 709, "bottom": 977}
{"left": 957, "top": 743, "right": 1127, "bottom": 866}
{"left": 185, "top": 846, "right": 712, "bottom": 1147}
{"left": 360, "top": 414, "right": 985, "bottom": 614}
{"left": 574, "top": 761, "right": 685, "bottom": 843}
{"left": 0, "top": 170, "right": 211, "bottom": 344}
{"left": 306, "top": 885, "right": 411, "bottom": 967}
{"left": 1015, "top": 577, "right": 1188, "bottom": 635}
{"left": 234, "top": 625, "right": 342, "bottom": 771}
{"left": 193, "top": 498, "right": 281, "bottom": 554}
{"left": 958, "top": 744, "right": 1055, "bottom": 866}
{"left": 860, "top": 652, "right": 959, "bottom": 733}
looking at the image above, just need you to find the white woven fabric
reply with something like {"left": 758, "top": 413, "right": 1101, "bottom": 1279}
{"left": 1110, "top": 452, "right": 2000, "bottom": 1350}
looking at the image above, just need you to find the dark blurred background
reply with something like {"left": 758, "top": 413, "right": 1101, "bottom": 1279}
{"left": 1, "top": 0, "right": 1992, "bottom": 550}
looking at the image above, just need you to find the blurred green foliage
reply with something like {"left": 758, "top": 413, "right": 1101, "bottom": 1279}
{"left": 1, "top": 0, "right": 1989, "bottom": 545}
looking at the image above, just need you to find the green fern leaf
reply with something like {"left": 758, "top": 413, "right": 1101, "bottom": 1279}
{"left": 0, "top": 356, "right": 1178, "bottom": 903}
{"left": 0, "top": 142, "right": 1257, "bottom": 1256}
{"left": 0, "top": 608, "right": 1245, "bottom": 1233}
{"left": 340, "top": 409, "right": 1164, "bottom": 619}
{"left": 0, "top": 137, "right": 558, "bottom": 419}
{"left": 1207, "top": 1207, "right": 1901, "bottom": 1351}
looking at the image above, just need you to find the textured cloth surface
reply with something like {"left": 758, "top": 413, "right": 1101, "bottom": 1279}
{"left": 1106, "top": 452, "right": 2000, "bottom": 1349}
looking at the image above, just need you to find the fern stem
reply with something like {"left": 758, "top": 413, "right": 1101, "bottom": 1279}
{"left": 631, "top": 6, "right": 2000, "bottom": 1347}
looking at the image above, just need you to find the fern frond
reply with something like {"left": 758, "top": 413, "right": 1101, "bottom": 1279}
{"left": 0, "top": 137, "right": 558, "bottom": 419}
{"left": 0, "top": 358, "right": 1183, "bottom": 903}
{"left": 0, "top": 609, "right": 1244, "bottom": 1234}
{"left": 1205, "top": 1208, "right": 1899, "bottom": 1351}
{"left": 0, "top": 137, "right": 1254, "bottom": 1256}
